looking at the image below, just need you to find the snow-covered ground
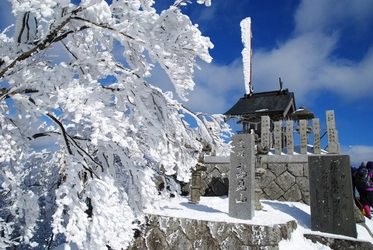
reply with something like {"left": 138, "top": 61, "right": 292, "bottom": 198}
{"left": 145, "top": 196, "right": 373, "bottom": 250}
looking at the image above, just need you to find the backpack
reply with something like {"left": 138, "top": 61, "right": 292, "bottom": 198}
{"left": 354, "top": 167, "right": 372, "bottom": 189}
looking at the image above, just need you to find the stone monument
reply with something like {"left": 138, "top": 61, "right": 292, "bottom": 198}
{"left": 308, "top": 155, "right": 357, "bottom": 238}
{"left": 190, "top": 159, "right": 207, "bottom": 204}
{"left": 326, "top": 110, "right": 340, "bottom": 154}
{"left": 229, "top": 134, "right": 255, "bottom": 219}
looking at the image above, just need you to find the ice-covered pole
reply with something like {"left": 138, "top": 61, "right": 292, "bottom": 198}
{"left": 240, "top": 17, "right": 253, "bottom": 95}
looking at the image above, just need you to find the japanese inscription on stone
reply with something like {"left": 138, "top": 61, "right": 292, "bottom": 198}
{"left": 229, "top": 134, "right": 255, "bottom": 220}
{"left": 308, "top": 155, "right": 357, "bottom": 238}
{"left": 312, "top": 118, "right": 321, "bottom": 154}
{"left": 274, "top": 121, "right": 282, "bottom": 155}
{"left": 286, "top": 120, "right": 294, "bottom": 155}
{"left": 326, "top": 110, "right": 340, "bottom": 154}
{"left": 261, "top": 116, "right": 270, "bottom": 150}
{"left": 299, "top": 119, "right": 307, "bottom": 154}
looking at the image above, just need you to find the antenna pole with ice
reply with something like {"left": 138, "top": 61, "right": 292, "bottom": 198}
{"left": 240, "top": 17, "right": 253, "bottom": 96}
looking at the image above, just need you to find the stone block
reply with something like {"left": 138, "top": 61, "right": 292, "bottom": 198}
{"left": 207, "top": 177, "right": 228, "bottom": 196}
{"left": 308, "top": 155, "right": 357, "bottom": 238}
{"left": 159, "top": 216, "right": 179, "bottom": 233}
{"left": 288, "top": 163, "right": 303, "bottom": 177}
{"left": 263, "top": 181, "right": 283, "bottom": 200}
{"left": 209, "top": 168, "right": 221, "bottom": 178}
{"left": 207, "top": 221, "right": 229, "bottom": 243}
{"left": 217, "top": 164, "right": 230, "bottom": 175}
{"left": 260, "top": 192, "right": 270, "bottom": 200}
{"left": 283, "top": 184, "right": 302, "bottom": 202}
{"left": 277, "top": 196, "right": 286, "bottom": 202}
{"left": 260, "top": 170, "right": 276, "bottom": 188}
{"left": 295, "top": 177, "right": 309, "bottom": 193}
{"left": 166, "top": 229, "right": 192, "bottom": 250}
{"left": 146, "top": 227, "right": 170, "bottom": 250}
{"left": 193, "top": 232, "right": 220, "bottom": 250}
{"left": 180, "top": 219, "right": 209, "bottom": 238}
{"left": 268, "top": 163, "right": 287, "bottom": 177}
{"left": 204, "top": 165, "right": 215, "bottom": 175}
{"left": 276, "top": 172, "right": 295, "bottom": 191}
{"left": 220, "top": 234, "right": 245, "bottom": 250}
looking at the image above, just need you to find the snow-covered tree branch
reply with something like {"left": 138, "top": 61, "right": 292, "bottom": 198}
{"left": 0, "top": 0, "right": 231, "bottom": 249}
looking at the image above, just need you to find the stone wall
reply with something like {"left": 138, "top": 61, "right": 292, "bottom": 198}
{"left": 258, "top": 155, "right": 310, "bottom": 205}
{"left": 201, "top": 156, "right": 230, "bottom": 196}
{"left": 202, "top": 155, "right": 310, "bottom": 205}
{"left": 128, "top": 214, "right": 297, "bottom": 250}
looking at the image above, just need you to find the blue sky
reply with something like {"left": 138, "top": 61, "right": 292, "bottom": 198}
{"left": 1, "top": 0, "right": 373, "bottom": 166}
{"left": 152, "top": 0, "right": 373, "bottom": 166}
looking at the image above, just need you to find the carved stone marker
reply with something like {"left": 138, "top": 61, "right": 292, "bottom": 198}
{"left": 274, "top": 121, "right": 282, "bottom": 155}
{"left": 312, "top": 118, "right": 321, "bottom": 154}
{"left": 190, "top": 162, "right": 207, "bottom": 204}
{"left": 308, "top": 155, "right": 357, "bottom": 238}
{"left": 261, "top": 116, "right": 270, "bottom": 150}
{"left": 229, "top": 134, "right": 255, "bottom": 219}
{"left": 326, "top": 110, "right": 340, "bottom": 154}
{"left": 286, "top": 120, "right": 294, "bottom": 155}
{"left": 299, "top": 119, "right": 308, "bottom": 155}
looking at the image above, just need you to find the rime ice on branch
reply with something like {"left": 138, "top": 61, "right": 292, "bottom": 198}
{"left": 240, "top": 17, "right": 253, "bottom": 95}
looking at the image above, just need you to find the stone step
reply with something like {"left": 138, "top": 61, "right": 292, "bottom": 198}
{"left": 304, "top": 233, "right": 373, "bottom": 250}
{"left": 128, "top": 214, "right": 297, "bottom": 250}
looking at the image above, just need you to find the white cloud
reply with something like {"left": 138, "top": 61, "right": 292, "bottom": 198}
{"left": 294, "top": 0, "right": 373, "bottom": 35}
{"left": 340, "top": 145, "right": 373, "bottom": 167}
{"left": 250, "top": 0, "right": 373, "bottom": 106}
{"left": 150, "top": 0, "right": 373, "bottom": 117}
{"left": 252, "top": 31, "right": 339, "bottom": 103}
{"left": 148, "top": 59, "right": 245, "bottom": 114}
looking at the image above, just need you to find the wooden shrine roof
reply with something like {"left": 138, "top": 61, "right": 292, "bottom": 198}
{"left": 224, "top": 89, "right": 296, "bottom": 120}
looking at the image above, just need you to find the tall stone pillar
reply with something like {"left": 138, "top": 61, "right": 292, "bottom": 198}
{"left": 274, "top": 121, "right": 282, "bottom": 155}
{"left": 189, "top": 162, "right": 207, "bottom": 204}
{"left": 229, "top": 134, "right": 255, "bottom": 219}
{"left": 255, "top": 160, "right": 265, "bottom": 211}
{"left": 313, "top": 118, "right": 321, "bottom": 154}
{"left": 326, "top": 110, "right": 340, "bottom": 154}
{"left": 299, "top": 119, "right": 308, "bottom": 154}
{"left": 286, "top": 120, "right": 294, "bottom": 155}
{"left": 261, "top": 116, "right": 270, "bottom": 151}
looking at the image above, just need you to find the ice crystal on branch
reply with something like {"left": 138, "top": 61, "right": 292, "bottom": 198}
{"left": 0, "top": 0, "right": 231, "bottom": 249}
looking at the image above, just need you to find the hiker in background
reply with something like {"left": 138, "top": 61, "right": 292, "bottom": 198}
{"left": 354, "top": 161, "right": 373, "bottom": 219}
{"left": 365, "top": 161, "right": 373, "bottom": 206}
{"left": 352, "top": 164, "right": 366, "bottom": 216}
